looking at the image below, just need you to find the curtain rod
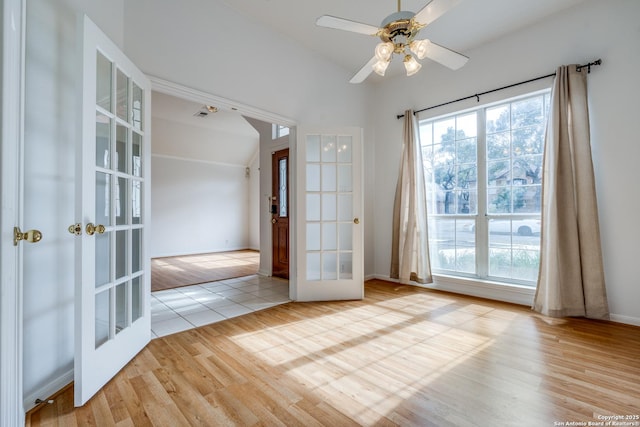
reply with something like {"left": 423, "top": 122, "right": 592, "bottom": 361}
{"left": 396, "top": 59, "right": 602, "bottom": 119}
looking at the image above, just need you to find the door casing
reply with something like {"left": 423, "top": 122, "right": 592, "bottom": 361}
{"left": 1, "top": 0, "right": 25, "bottom": 424}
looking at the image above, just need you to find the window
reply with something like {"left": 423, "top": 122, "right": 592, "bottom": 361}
{"left": 420, "top": 90, "right": 550, "bottom": 286}
{"left": 272, "top": 124, "right": 290, "bottom": 139}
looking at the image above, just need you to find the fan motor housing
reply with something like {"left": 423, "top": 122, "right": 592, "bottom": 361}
{"left": 378, "top": 11, "right": 423, "bottom": 45}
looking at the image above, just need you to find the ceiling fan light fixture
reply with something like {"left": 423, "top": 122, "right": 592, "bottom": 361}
{"left": 403, "top": 54, "right": 422, "bottom": 76}
{"left": 316, "top": 0, "right": 469, "bottom": 83}
{"left": 375, "top": 42, "right": 394, "bottom": 61}
{"left": 372, "top": 59, "right": 391, "bottom": 76}
{"left": 409, "top": 39, "right": 430, "bottom": 60}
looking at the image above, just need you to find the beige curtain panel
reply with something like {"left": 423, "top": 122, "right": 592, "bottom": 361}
{"left": 533, "top": 65, "right": 609, "bottom": 319}
{"left": 390, "top": 110, "right": 432, "bottom": 284}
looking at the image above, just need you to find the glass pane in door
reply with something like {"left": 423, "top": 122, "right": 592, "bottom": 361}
{"left": 95, "top": 172, "right": 111, "bottom": 226}
{"left": 337, "top": 137, "right": 352, "bottom": 162}
{"left": 132, "top": 83, "right": 143, "bottom": 131}
{"left": 96, "top": 52, "right": 112, "bottom": 112}
{"left": 132, "top": 276, "right": 142, "bottom": 322}
{"left": 322, "top": 194, "right": 336, "bottom": 221}
{"left": 279, "top": 158, "right": 287, "bottom": 217}
{"left": 132, "top": 180, "right": 142, "bottom": 225}
{"left": 116, "top": 177, "right": 127, "bottom": 225}
{"left": 95, "top": 233, "right": 110, "bottom": 287}
{"left": 116, "top": 68, "right": 128, "bottom": 121}
{"left": 132, "top": 132, "right": 142, "bottom": 176}
{"left": 323, "top": 252, "right": 337, "bottom": 280}
{"left": 96, "top": 113, "right": 111, "bottom": 168}
{"left": 132, "top": 228, "right": 141, "bottom": 273}
{"left": 339, "top": 252, "right": 353, "bottom": 279}
{"left": 116, "top": 230, "right": 127, "bottom": 280}
{"left": 95, "top": 290, "right": 109, "bottom": 348}
{"left": 321, "top": 136, "right": 336, "bottom": 162}
{"left": 322, "top": 223, "right": 337, "bottom": 250}
{"left": 116, "top": 125, "right": 127, "bottom": 172}
{"left": 115, "top": 283, "right": 127, "bottom": 335}
{"left": 307, "top": 253, "right": 321, "bottom": 280}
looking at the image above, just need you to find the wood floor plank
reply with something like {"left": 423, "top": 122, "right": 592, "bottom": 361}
{"left": 28, "top": 280, "right": 640, "bottom": 426}
{"left": 151, "top": 250, "right": 259, "bottom": 292}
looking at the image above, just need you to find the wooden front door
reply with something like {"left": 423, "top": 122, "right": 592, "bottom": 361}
{"left": 271, "top": 148, "right": 289, "bottom": 279}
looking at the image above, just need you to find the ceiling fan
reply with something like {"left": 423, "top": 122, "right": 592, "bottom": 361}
{"left": 316, "top": 0, "right": 469, "bottom": 83}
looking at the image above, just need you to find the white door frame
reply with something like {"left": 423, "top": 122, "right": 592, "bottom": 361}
{"left": 1, "top": 0, "right": 25, "bottom": 424}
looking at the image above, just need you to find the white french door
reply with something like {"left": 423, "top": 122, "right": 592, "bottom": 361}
{"left": 295, "top": 127, "right": 363, "bottom": 301}
{"left": 74, "top": 16, "right": 151, "bottom": 406}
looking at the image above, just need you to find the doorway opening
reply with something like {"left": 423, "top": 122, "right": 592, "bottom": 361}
{"left": 148, "top": 85, "right": 295, "bottom": 338}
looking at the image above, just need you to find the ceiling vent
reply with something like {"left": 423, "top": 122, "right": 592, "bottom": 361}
{"left": 193, "top": 105, "right": 218, "bottom": 118}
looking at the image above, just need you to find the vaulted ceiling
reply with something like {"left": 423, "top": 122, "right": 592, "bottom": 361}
{"left": 151, "top": 0, "right": 589, "bottom": 161}
{"left": 218, "top": 0, "right": 587, "bottom": 79}
{"left": 152, "top": 91, "right": 259, "bottom": 166}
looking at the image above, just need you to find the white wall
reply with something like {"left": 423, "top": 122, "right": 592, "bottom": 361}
{"left": 151, "top": 116, "right": 258, "bottom": 166}
{"left": 151, "top": 156, "right": 251, "bottom": 257}
{"left": 122, "top": 0, "right": 368, "bottom": 128}
{"left": 248, "top": 151, "right": 260, "bottom": 250}
{"left": 150, "top": 114, "right": 259, "bottom": 257}
{"left": 22, "top": 0, "right": 125, "bottom": 408}
{"left": 123, "top": 0, "right": 374, "bottom": 278}
{"left": 369, "top": 0, "right": 640, "bottom": 325}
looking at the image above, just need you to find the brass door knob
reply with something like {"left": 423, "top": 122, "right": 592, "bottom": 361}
{"left": 68, "top": 223, "right": 82, "bottom": 235}
{"left": 271, "top": 218, "right": 277, "bottom": 224}
{"left": 14, "top": 227, "right": 43, "bottom": 246}
{"left": 353, "top": 218, "right": 360, "bottom": 224}
{"left": 86, "top": 223, "right": 106, "bottom": 236}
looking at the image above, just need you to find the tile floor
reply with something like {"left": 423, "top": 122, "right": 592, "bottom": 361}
{"left": 151, "top": 275, "right": 289, "bottom": 338}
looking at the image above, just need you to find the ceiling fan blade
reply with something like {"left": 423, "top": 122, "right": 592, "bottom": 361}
{"left": 414, "top": 0, "right": 461, "bottom": 27}
{"left": 350, "top": 56, "right": 377, "bottom": 84}
{"left": 422, "top": 40, "right": 469, "bottom": 70}
{"left": 316, "top": 15, "right": 379, "bottom": 36}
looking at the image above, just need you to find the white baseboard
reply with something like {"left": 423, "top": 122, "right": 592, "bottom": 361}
{"left": 370, "top": 274, "right": 535, "bottom": 306}
{"left": 370, "top": 274, "right": 640, "bottom": 328}
{"left": 609, "top": 314, "right": 640, "bottom": 327}
{"left": 257, "top": 268, "right": 271, "bottom": 277}
{"left": 23, "top": 370, "right": 73, "bottom": 412}
{"left": 151, "top": 247, "right": 256, "bottom": 259}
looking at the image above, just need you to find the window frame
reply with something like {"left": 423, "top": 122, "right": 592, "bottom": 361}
{"left": 272, "top": 124, "right": 290, "bottom": 140}
{"left": 419, "top": 88, "right": 551, "bottom": 287}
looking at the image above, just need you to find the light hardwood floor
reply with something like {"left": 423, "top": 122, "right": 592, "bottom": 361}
{"left": 152, "top": 250, "right": 260, "bottom": 292}
{"left": 27, "top": 280, "right": 640, "bottom": 426}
